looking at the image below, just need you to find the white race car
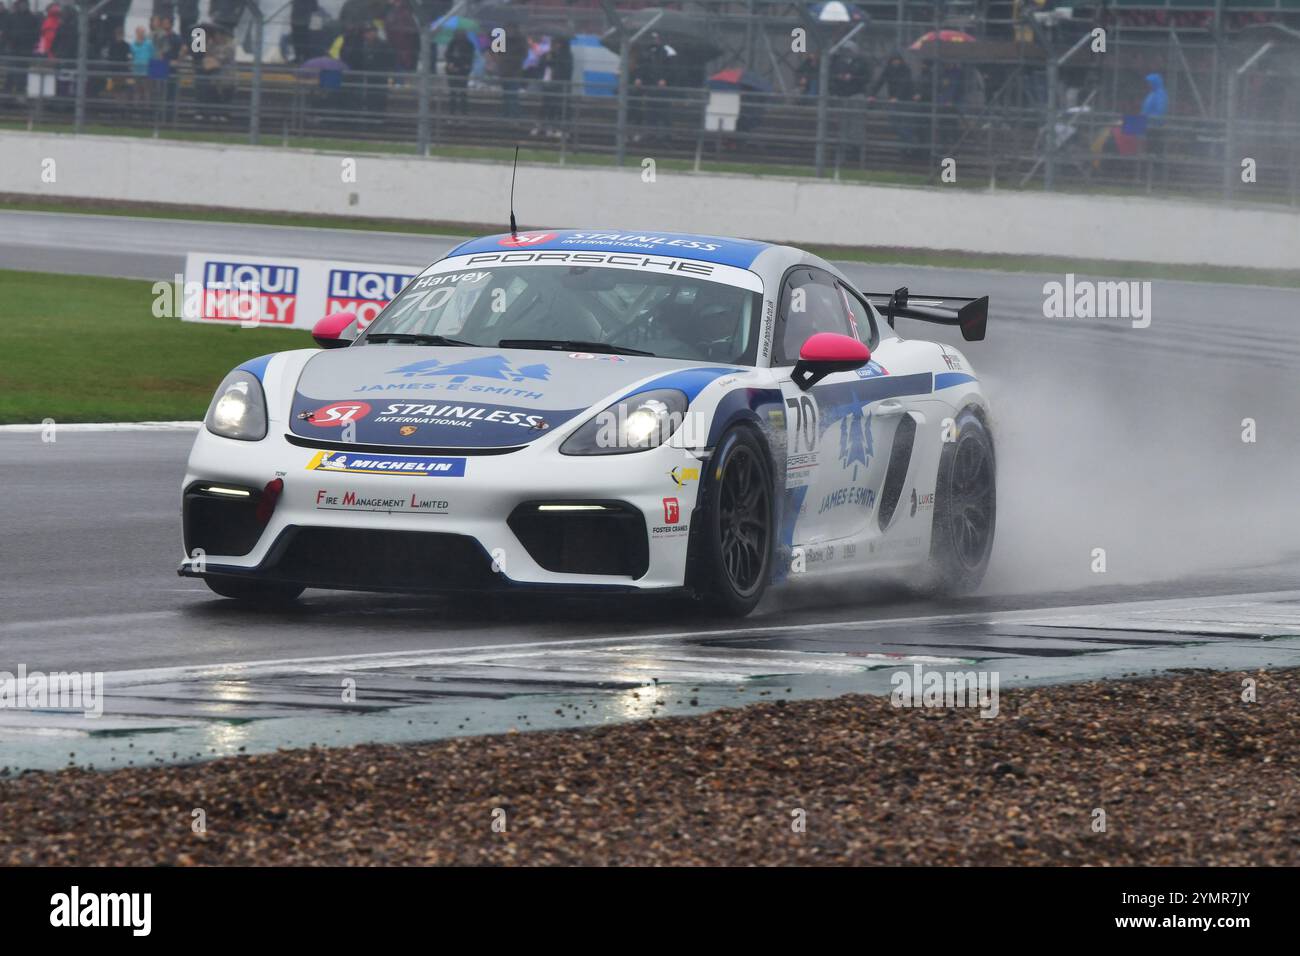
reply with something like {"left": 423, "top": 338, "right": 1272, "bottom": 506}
{"left": 180, "top": 229, "right": 995, "bottom": 616}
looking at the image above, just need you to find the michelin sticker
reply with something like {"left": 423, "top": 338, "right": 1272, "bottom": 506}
{"left": 307, "top": 451, "right": 467, "bottom": 477}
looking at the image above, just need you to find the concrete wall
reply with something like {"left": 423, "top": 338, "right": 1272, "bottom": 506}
{"left": 3, "top": 131, "right": 1297, "bottom": 270}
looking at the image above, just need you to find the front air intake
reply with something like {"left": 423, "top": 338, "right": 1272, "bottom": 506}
{"left": 508, "top": 502, "right": 650, "bottom": 578}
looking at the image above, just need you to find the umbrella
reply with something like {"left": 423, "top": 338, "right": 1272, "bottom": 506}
{"left": 909, "top": 29, "right": 976, "bottom": 51}
{"left": 600, "top": 10, "right": 723, "bottom": 61}
{"left": 808, "top": 1, "right": 867, "bottom": 23}
{"left": 433, "top": 14, "right": 481, "bottom": 44}
{"left": 298, "top": 55, "right": 348, "bottom": 74}
{"left": 708, "top": 67, "right": 772, "bottom": 92}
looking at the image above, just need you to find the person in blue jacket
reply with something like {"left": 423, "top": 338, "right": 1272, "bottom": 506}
{"left": 1141, "top": 73, "right": 1168, "bottom": 124}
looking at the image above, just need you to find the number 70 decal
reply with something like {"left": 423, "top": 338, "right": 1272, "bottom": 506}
{"left": 785, "top": 396, "right": 818, "bottom": 453}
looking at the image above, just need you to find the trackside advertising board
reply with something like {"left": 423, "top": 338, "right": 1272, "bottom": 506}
{"left": 180, "top": 252, "right": 419, "bottom": 330}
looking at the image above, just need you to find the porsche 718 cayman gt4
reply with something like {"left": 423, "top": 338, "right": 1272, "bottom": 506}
{"left": 180, "top": 229, "right": 995, "bottom": 616}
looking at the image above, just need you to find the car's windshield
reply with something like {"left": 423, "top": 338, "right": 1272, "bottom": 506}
{"left": 358, "top": 264, "right": 763, "bottom": 364}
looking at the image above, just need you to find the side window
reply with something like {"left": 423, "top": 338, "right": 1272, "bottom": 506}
{"left": 837, "top": 282, "right": 879, "bottom": 349}
{"left": 775, "top": 268, "right": 853, "bottom": 365}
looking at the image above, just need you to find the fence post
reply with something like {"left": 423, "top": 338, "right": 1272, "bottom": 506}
{"left": 74, "top": 2, "right": 89, "bottom": 134}
{"left": 1223, "top": 71, "right": 1235, "bottom": 201}
{"left": 616, "top": 35, "right": 629, "bottom": 166}
{"left": 814, "top": 53, "right": 830, "bottom": 177}
{"left": 417, "top": 25, "right": 432, "bottom": 155}
{"left": 1044, "top": 57, "right": 1058, "bottom": 191}
{"left": 814, "top": 22, "right": 864, "bottom": 179}
{"left": 249, "top": 7, "right": 265, "bottom": 145}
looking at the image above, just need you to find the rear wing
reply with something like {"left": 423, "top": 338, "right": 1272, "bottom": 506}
{"left": 863, "top": 287, "right": 988, "bottom": 343}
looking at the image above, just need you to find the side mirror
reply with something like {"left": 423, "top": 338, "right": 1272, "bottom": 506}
{"left": 312, "top": 311, "right": 359, "bottom": 349}
{"left": 792, "top": 332, "right": 870, "bottom": 390}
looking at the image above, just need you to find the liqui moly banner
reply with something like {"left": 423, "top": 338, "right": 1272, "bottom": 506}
{"left": 181, "top": 252, "right": 418, "bottom": 331}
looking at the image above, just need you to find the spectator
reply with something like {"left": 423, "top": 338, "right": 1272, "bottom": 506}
{"left": 103, "top": 21, "right": 130, "bottom": 69}
{"left": 339, "top": 21, "right": 364, "bottom": 69}
{"left": 4, "top": 0, "right": 39, "bottom": 94}
{"left": 1091, "top": 71, "right": 1170, "bottom": 165}
{"left": 535, "top": 34, "right": 571, "bottom": 137}
{"left": 102, "top": 22, "right": 131, "bottom": 100}
{"left": 444, "top": 25, "right": 473, "bottom": 115}
{"left": 130, "top": 24, "right": 151, "bottom": 74}
{"left": 194, "top": 23, "right": 234, "bottom": 116}
{"left": 176, "top": 0, "right": 198, "bottom": 54}
{"left": 384, "top": 0, "right": 417, "bottom": 72}
{"left": 50, "top": 1, "right": 76, "bottom": 60}
{"left": 829, "top": 50, "right": 868, "bottom": 98}
{"left": 0, "top": 3, "right": 9, "bottom": 58}
{"left": 490, "top": 23, "right": 524, "bottom": 118}
{"left": 631, "top": 31, "right": 673, "bottom": 140}
{"left": 151, "top": 14, "right": 180, "bottom": 112}
{"left": 129, "top": 23, "right": 152, "bottom": 103}
{"left": 36, "top": 2, "right": 59, "bottom": 58}
{"left": 1140, "top": 71, "right": 1169, "bottom": 164}
{"left": 1141, "top": 72, "right": 1167, "bottom": 123}
{"left": 867, "top": 52, "right": 915, "bottom": 103}
{"left": 868, "top": 51, "right": 923, "bottom": 160}
{"left": 290, "top": 0, "right": 318, "bottom": 64}
{"left": 795, "top": 53, "right": 818, "bottom": 96}
{"left": 359, "top": 22, "right": 394, "bottom": 112}
{"left": 153, "top": 15, "right": 180, "bottom": 64}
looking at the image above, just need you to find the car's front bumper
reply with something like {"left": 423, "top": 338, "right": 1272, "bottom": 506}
{"left": 178, "top": 426, "right": 705, "bottom": 594}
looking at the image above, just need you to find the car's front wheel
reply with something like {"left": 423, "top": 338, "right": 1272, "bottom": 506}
{"left": 928, "top": 408, "right": 996, "bottom": 594}
{"left": 203, "top": 577, "right": 305, "bottom": 605}
{"left": 688, "top": 427, "right": 774, "bottom": 617}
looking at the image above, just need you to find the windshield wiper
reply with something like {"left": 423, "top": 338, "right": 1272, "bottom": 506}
{"left": 364, "top": 333, "right": 477, "bottom": 346}
{"left": 498, "top": 339, "right": 655, "bottom": 357}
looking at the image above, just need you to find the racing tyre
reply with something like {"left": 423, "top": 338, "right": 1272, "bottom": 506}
{"left": 203, "top": 577, "right": 305, "bottom": 605}
{"left": 689, "top": 427, "right": 774, "bottom": 617}
{"left": 928, "top": 408, "right": 996, "bottom": 594}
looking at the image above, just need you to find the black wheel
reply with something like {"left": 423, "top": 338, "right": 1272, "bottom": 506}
{"left": 204, "top": 576, "right": 304, "bottom": 605}
{"left": 688, "top": 427, "right": 774, "bottom": 617}
{"left": 929, "top": 408, "right": 996, "bottom": 594}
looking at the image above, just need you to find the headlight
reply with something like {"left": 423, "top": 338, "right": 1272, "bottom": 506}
{"left": 204, "top": 370, "right": 268, "bottom": 441}
{"left": 560, "top": 388, "right": 688, "bottom": 455}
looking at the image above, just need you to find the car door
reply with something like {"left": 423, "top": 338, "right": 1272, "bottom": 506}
{"left": 774, "top": 268, "right": 903, "bottom": 559}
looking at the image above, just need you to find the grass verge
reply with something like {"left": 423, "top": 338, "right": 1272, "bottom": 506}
{"left": 0, "top": 270, "right": 311, "bottom": 423}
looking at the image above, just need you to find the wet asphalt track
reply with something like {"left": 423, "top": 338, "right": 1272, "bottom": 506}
{"left": 1, "top": 210, "right": 1299, "bottom": 767}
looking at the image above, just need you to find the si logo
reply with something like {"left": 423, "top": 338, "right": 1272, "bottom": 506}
{"left": 305, "top": 401, "right": 372, "bottom": 426}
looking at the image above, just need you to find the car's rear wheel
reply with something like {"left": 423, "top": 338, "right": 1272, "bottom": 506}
{"left": 688, "top": 427, "right": 774, "bottom": 617}
{"left": 928, "top": 408, "right": 996, "bottom": 594}
{"left": 203, "top": 576, "right": 305, "bottom": 605}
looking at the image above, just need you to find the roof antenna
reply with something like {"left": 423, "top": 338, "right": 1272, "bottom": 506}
{"left": 508, "top": 145, "right": 520, "bottom": 239}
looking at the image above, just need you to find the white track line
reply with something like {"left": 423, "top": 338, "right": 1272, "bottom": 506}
{"left": 0, "top": 421, "right": 200, "bottom": 433}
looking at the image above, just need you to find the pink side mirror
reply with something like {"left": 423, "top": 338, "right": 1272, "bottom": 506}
{"left": 793, "top": 332, "right": 870, "bottom": 390}
{"left": 312, "top": 311, "right": 358, "bottom": 349}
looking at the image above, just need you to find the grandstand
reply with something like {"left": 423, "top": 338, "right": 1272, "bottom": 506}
{"left": 1, "top": 0, "right": 1296, "bottom": 201}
